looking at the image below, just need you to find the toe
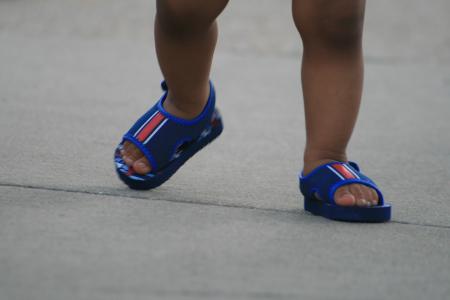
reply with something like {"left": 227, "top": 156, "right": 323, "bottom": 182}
{"left": 355, "top": 184, "right": 379, "bottom": 206}
{"left": 368, "top": 186, "right": 379, "bottom": 206}
{"left": 123, "top": 141, "right": 132, "bottom": 153}
{"left": 120, "top": 141, "right": 151, "bottom": 175}
{"left": 121, "top": 143, "right": 134, "bottom": 167}
{"left": 334, "top": 183, "right": 380, "bottom": 207}
{"left": 127, "top": 143, "right": 144, "bottom": 161}
{"left": 121, "top": 141, "right": 146, "bottom": 167}
{"left": 334, "top": 185, "right": 356, "bottom": 206}
{"left": 350, "top": 184, "right": 371, "bottom": 207}
{"left": 122, "top": 155, "right": 134, "bottom": 166}
{"left": 133, "top": 156, "right": 152, "bottom": 175}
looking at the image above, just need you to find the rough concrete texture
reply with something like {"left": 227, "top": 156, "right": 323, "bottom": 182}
{"left": 1, "top": 0, "right": 449, "bottom": 299}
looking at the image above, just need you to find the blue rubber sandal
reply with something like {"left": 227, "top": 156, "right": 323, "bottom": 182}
{"left": 114, "top": 81, "right": 223, "bottom": 190}
{"left": 299, "top": 161, "right": 391, "bottom": 222}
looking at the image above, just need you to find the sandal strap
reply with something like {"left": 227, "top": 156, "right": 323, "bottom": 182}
{"left": 299, "top": 161, "right": 384, "bottom": 205}
{"left": 122, "top": 81, "right": 216, "bottom": 172}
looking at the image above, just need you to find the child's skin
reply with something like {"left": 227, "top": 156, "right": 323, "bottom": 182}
{"left": 120, "top": 0, "right": 379, "bottom": 207}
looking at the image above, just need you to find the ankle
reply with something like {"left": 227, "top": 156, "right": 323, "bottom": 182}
{"left": 303, "top": 148, "right": 348, "bottom": 175}
{"left": 163, "top": 88, "right": 209, "bottom": 120}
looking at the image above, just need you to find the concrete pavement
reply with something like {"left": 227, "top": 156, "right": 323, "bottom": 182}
{"left": 1, "top": 0, "right": 449, "bottom": 299}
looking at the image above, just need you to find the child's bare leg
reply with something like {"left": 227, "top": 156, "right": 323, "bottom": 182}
{"left": 293, "top": 0, "right": 378, "bottom": 207}
{"left": 121, "top": 0, "right": 228, "bottom": 174}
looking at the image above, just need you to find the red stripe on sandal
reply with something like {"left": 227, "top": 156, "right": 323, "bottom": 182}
{"left": 331, "top": 163, "right": 356, "bottom": 180}
{"left": 136, "top": 112, "right": 165, "bottom": 142}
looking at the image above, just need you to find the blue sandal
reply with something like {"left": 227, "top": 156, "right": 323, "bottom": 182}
{"left": 114, "top": 81, "right": 223, "bottom": 190}
{"left": 299, "top": 161, "right": 391, "bottom": 222}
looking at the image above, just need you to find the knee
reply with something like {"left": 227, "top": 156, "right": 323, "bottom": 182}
{"left": 156, "top": 0, "right": 218, "bottom": 35}
{"left": 295, "top": 9, "right": 364, "bottom": 51}
{"left": 318, "top": 11, "right": 364, "bottom": 49}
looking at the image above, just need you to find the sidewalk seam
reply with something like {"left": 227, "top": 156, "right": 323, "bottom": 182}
{"left": 1, "top": 182, "right": 449, "bottom": 230}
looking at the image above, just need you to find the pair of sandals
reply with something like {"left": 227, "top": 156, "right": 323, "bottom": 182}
{"left": 114, "top": 81, "right": 391, "bottom": 222}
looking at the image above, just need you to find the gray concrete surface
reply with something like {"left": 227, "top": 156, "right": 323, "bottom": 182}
{"left": 1, "top": 0, "right": 449, "bottom": 299}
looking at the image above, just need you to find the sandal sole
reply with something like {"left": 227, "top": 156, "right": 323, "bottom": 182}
{"left": 304, "top": 196, "right": 391, "bottom": 222}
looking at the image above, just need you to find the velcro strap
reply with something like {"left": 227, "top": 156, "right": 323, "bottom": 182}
{"left": 122, "top": 81, "right": 216, "bottom": 172}
{"left": 300, "top": 162, "right": 384, "bottom": 205}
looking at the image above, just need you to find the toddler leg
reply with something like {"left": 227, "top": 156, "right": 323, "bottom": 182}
{"left": 121, "top": 0, "right": 228, "bottom": 174}
{"left": 293, "top": 0, "right": 379, "bottom": 207}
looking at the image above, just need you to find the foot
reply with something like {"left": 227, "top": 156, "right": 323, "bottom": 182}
{"left": 121, "top": 92, "right": 208, "bottom": 175}
{"left": 303, "top": 158, "right": 379, "bottom": 207}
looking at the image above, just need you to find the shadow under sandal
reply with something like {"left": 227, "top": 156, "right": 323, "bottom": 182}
{"left": 299, "top": 161, "right": 391, "bottom": 222}
{"left": 114, "top": 81, "right": 223, "bottom": 190}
